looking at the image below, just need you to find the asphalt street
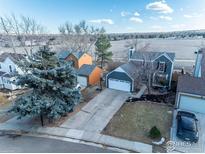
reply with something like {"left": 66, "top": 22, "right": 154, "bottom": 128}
{"left": 0, "top": 135, "right": 114, "bottom": 153}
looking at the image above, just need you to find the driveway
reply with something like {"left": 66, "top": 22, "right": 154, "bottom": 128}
{"left": 61, "top": 89, "right": 129, "bottom": 133}
{"left": 170, "top": 110, "right": 205, "bottom": 153}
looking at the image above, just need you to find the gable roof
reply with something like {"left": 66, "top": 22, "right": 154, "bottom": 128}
{"left": 72, "top": 51, "right": 85, "bottom": 59}
{"left": 177, "top": 75, "right": 205, "bottom": 96}
{"left": 130, "top": 51, "right": 175, "bottom": 62}
{"left": 57, "top": 51, "right": 71, "bottom": 60}
{"left": 120, "top": 61, "right": 141, "bottom": 80}
{"left": 77, "top": 64, "right": 97, "bottom": 77}
{"left": 0, "top": 53, "right": 25, "bottom": 63}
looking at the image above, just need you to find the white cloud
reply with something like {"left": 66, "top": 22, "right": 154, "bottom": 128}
{"left": 184, "top": 13, "right": 202, "bottom": 18}
{"left": 159, "top": 15, "right": 172, "bottom": 21}
{"left": 121, "top": 11, "right": 130, "bottom": 17}
{"left": 180, "top": 8, "right": 184, "bottom": 12}
{"left": 88, "top": 19, "right": 114, "bottom": 25}
{"left": 130, "top": 17, "right": 143, "bottom": 23}
{"left": 134, "top": 11, "right": 140, "bottom": 16}
{"left": 146, "top": 1, "right": 173, "bottom": 14}
{"left": 151, "top": 25, "right": 164, "bottom": 31}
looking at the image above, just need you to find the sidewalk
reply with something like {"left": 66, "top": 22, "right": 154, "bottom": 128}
{"left": 0, "top": 117, "right": 152, "bottom": 153}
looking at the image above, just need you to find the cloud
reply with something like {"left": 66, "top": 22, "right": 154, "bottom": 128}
{"left": 151, "top": 25, "right": 164, "bottom": 31}
{"left": 146, "top": 0, "right": 173, "bottom": 14}
{"left": 88, "top": 19, "right": 114, "bottom": 25}
{"left": 134, "top": 11, "right": 140, "bottom": 16}
{"left": 184, "top": 13, "right": 202, "bottom": 18}
{"left": 130, "top": 17, "right": 143, "bottom": 23}
{"left": 121, "top": 11, "right": 130, "bottom": 17}
{"left": 180, "top": 8, "right": 184, "bottom": 12}
{"left": 159, "top": 15, "right": 172, "bottom": 21}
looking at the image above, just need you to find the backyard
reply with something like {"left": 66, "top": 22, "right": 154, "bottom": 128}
{"left": 103, "top": 101, "right": 173, "bottom": 144}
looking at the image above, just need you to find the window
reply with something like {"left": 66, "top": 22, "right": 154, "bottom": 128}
{"left": 9, "top": 65, "right": 12, "bottom": 73}
{"left": 158, "top": 62, "right": 166, "bottom": 72}
{"left": 0, "top": 64, "right": 1, "bottom": 69}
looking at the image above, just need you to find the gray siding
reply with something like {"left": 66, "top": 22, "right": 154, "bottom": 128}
{"left": 154, "top": 55, "right": 173, "bottom": 87}
{"left": 107, "top": 71, "right": 133, "bottom": 91}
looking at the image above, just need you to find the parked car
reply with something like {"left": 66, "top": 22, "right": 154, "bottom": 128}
{"left": 176, "top": 111, "right": 199, "bottom": 143}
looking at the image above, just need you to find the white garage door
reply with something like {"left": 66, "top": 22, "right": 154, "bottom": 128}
{"left": 108, "top": 78, "right": 131, "bottom": 92}
{"left": 179, "top": 95, "right": 205, "bottom": 114}
{"left": 77, "top": 76, "right": 87, "bottom": 87}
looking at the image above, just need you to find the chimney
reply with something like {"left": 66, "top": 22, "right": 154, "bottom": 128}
{"left": 129, "top": 47, "right": 135, "bottom": 60}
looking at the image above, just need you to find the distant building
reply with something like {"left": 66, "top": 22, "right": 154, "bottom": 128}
{"left": 0, "top": 53, "right": 25, "bottom": 90}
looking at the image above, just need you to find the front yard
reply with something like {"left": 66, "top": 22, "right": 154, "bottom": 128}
{"left": 103, "top": 101, "right": 173, "bottom": 144}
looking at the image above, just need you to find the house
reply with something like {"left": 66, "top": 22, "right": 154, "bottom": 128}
{"left": 0, "top": 52, "right": 25, "bottom": 90}
{"left": 58, "top": 51, "right": 92, "bottom": 69}
{"left": 77, "top": 64, "right": 102, "bottom": 87}
{"left": 106, "top": 50, "right": 175, "bottom": 92}
{"left": 176, "top": 48, "right": 205, "bottom": 114}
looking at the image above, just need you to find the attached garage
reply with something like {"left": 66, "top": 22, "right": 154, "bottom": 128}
{"left": 178, "top": 94, "right": 205, "bottom": 114}
{"left": 108, "top": 78, "right": 131, "bottom": 92}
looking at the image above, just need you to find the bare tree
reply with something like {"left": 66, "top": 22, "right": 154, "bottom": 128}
{"left": 58, "top": 20, "right": 105, "bottom": 55}
{"left": 0, "top": 14, "right": 46, "bottom": 55}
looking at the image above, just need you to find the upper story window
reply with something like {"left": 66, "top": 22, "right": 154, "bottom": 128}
{"left": 0, "top": 64, "right": 1, "bottom": 69}
{"left": 9, "top": 65, "right": 12, "bottom": 73}
{"left": 158, "top": 61, "right": 166, "bottom": 72}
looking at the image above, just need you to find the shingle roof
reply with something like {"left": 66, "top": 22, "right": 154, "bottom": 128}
{"left": 130, "top": 51, "right": 175, "bottom": 62}
{"left": 77, "top": 64, "right": 97, "bottom": 76}
{"left": 57, "top": 51, "right": 71, "bottom": 60}
{"left": 177, "top": 75, "right": 205, "bottom": 96}
{"left": 0, "top": 53, "right": 25, "bottom": 63}
{"left": 120, "top": 61, "right": 141, "bottom": 80}
{"left": 72, "top": 51, "right": 84, "bottom": 59}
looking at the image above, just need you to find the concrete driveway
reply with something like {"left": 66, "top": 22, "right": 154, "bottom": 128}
{"left": 61, "top": 89, "right": 129, "bottom": 133}
{"left": 170, "top": 110, "right": 205, "bottom": 153}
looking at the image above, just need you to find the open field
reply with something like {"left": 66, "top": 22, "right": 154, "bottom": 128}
{"left": 103, "top": 101, "right": 173, "bottom": 144}
{"left": 1, "top": 38, "right": 204, "bottom": 69}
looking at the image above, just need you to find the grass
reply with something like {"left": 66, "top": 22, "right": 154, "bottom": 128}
{"left": 0, "top": 93, "right": 9, "bottom": 106}
{"left": 103, "top": 101, "right": 173, "bottom": 144}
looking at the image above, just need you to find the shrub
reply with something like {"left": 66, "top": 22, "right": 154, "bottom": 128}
{"left": 149, "top": 126, "right": 161, "bottom": 139}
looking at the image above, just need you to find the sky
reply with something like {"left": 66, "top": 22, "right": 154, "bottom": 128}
{"left": 0, "top": 0, "right": 205, "bottom": 33}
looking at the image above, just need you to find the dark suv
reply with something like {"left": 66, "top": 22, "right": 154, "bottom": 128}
{"left": 176, "top": 111, "right": 199, "bottom": 143}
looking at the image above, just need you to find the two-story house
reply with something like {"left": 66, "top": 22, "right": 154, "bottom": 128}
{"left": 0, "top": 52, "right": 25, "bottom": 90}
{"left": 106, "top": 50, "right": 175, "bottom": 92}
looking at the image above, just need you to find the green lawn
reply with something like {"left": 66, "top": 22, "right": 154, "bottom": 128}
{"left": 103, "top": 101, "right": 173, "bottom": 144}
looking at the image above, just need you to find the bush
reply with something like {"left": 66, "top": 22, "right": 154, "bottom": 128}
{"left": 149, "top": 126, "right": 161, "bottom": 139}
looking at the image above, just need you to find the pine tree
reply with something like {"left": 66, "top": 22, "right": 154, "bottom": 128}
{"left": 95, "top": 34, "right": 113, "bottom": 68}
{"left": 10, "top": 45, "right": 81, "bottom": 126}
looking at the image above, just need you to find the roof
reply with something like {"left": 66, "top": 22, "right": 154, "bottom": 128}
{"left": 2, "top": 73, "right": 16, "bottom": 78}
{"left": 120, "top": 61, "right": 141, "bottom": 80}
{"left": 57, "top": 51, "right": 71, "bottom": 60}
{"left": 0, "top": 53, "right": 25, "bottom": 63}
{"left": 57, "top": 51, "right": 85, "bottom": 60}
{"left": 77, "top": 64, "right": 97, "bottom": 76}
{"left": 130, "top": 51, "right": 175, "bottom": 62}
{"left": 177, "top": 75, "right": 205, "bottom": 96}
{"left": 72, "top": 51, "right": 85, "bottom": 59}
{"left": 0, "top": 71, "right": 6, "bottom": 76}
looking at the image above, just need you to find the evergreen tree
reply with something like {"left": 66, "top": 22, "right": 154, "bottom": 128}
{"left": 10, "top": 45, "right": 81, "bottom": 126}
{"left": 95, "top": 34, "right": 113, "bottom": 68}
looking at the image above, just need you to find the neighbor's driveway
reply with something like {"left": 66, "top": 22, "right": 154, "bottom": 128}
{"left": 61, "top": 89, "right": 129, "bottom": 133}
{"left": 170, "top": 110, "right": 205, "bottom": 153}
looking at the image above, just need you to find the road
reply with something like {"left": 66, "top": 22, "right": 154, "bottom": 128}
{"left": 0, "top": 135, "right": 114, "bottom": 153}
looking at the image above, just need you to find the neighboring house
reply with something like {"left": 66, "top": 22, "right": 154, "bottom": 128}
{"left": 176, "top": 48, "right": 205, "bottom": 114}
{"left": 77, "top": 64, "right": 102, "bottom": 87}
{"left": 106, "top": 50, "right": 175, "bottom": 92}
{"left": 58, "top": 51, "right": 93, "bottom": 69}
{"left": 0, "top": 52, "right": 25, "bottom": 90}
